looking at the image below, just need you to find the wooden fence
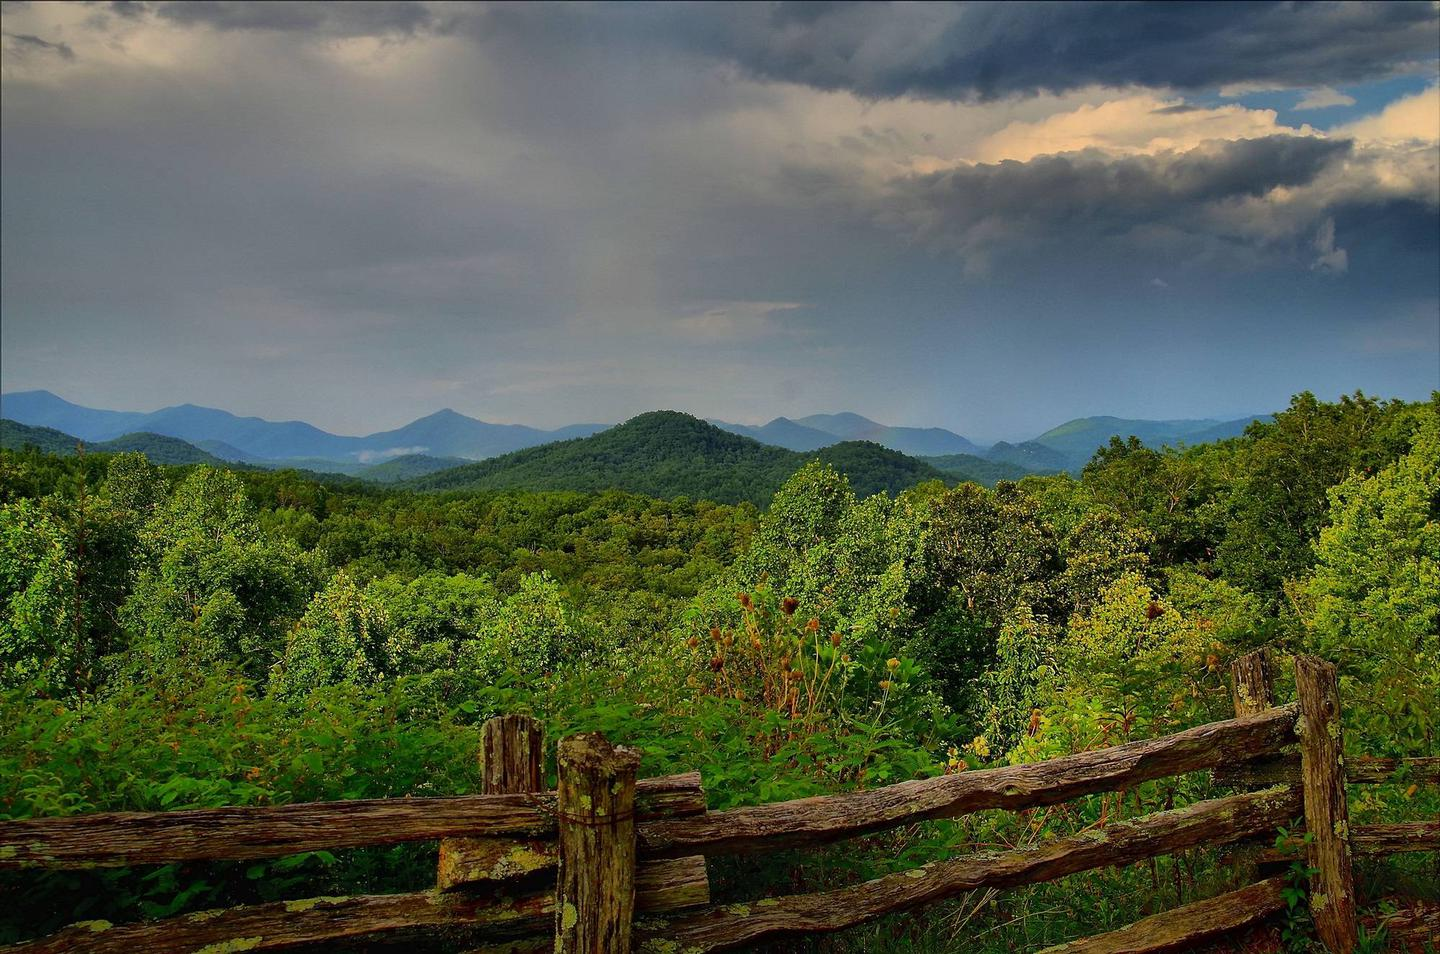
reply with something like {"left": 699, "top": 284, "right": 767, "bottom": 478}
{"left": 2, "top": 654, "right": 1436, "bottom": 953}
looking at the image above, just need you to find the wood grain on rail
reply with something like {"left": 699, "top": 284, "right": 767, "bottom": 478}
{"left": 634, "top": 785, "right": 1302, "bottom": 952}
{"left": 11, "top": 857, "right": 709, "bottom": 953}
{"left": 639, "top": 704, "right": 1298, "bottom": 858}
{"left": 0, "top": 773, "right": 704, "bottom": 869}
{"left": 1036, "top": 875, "right": 1288, "bottom": 953}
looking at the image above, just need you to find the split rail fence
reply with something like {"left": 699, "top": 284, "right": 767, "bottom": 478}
{"left": 2, "top": 654, "right": 1436, "bottom": 953}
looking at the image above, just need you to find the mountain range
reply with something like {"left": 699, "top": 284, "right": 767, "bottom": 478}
{"left": 0, "top": 391, "right": 607, "bottom": 464}
{"left": 0, "top": 389, "right": 1266, "bottom": 473}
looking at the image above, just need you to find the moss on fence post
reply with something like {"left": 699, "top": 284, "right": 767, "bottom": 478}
{"left": 1295, "top": 655, "right": 1357, "bottom": 953}
{"left": 555, "top": 732, "right": 640, "bottom": 954}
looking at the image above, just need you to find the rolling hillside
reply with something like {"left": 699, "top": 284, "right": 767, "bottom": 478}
{"left": 407, "top": 411, "right": 949, "bottom": 504}
{"left": 356, "top": 453, "right": 470, "bottom": 483}
{"left": 922, "top": 453, "right": 1046, "bottom": 486}
{"left": 984, "top": 441, "right": 1074, "bottom": 473}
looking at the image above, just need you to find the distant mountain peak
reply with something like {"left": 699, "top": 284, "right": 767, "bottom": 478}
{"left": 415, "top": 407, "right": 472, "bottom": 422}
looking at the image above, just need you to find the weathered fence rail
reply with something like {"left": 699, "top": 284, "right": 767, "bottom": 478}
{"left": 2, "top": 653, "right": 1435, "bottom": 953}
{"left": 0, "top": 773, "right": 706, "bottom": 869}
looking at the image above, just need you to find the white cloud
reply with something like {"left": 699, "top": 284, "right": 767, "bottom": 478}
{"left": 668, "top": 301, "right": 811, "bottom": 342}
{"left": 1335, "top": 85, "right": 1440, "bottom": 142}
{"left": 1295, "top": 87, "right": 1357, "bottom": 110}
{"left": 971, "top": 95, "right": 1317, "bottom": 163}
{"left": 1311, "top": 217, "right": 1348, "bottom": 273}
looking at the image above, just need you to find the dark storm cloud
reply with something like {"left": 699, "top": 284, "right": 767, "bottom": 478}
{"left": 466, "top": 1, "right": 1439, "bottom": 101}
{"left": 892, "top": 136, "right": 1351, "bottom": 237}
{"left": 106, "top": 3, "right": 1438, "bottom": 101}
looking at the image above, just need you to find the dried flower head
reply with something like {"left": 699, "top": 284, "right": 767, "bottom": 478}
{"left": 686, "top": 636, "right": 699, "bottom": 649}
{"left": 737, "top": 592, "right": 752, "bottom": 609}
{"left": 886, "top": 657, "right": 900, "bottom": 671}
{"left": 781, "top": 597, "right": 799, "bottom": 616}
{"left": 710, "top": 626, "right": 722, "bottom": 641}
{"left": 830, "top": 631, "right": 842, "bottom": 647}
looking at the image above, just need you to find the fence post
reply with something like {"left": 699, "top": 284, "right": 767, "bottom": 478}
{"left": 1230, "top": 649, "right": 1273, "bottom": 717}
{"left": 1218, "top": 648, "right": 1281, "bottom": 882}
{"left": 555, "top": 732, "right": 640, "bottom": 954}
{"left": 1295, "top": 656, "right": 1357, "bottom": 954}
{"left": 437, "top": 714, "right": 543, "bottom": 891}
{"left": 481, "top": 714, "right": 545, "bottom": 795}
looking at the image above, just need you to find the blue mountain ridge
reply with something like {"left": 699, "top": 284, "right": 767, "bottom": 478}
{"left": 2, "top": 390, "right": 1266, "bottom": 471}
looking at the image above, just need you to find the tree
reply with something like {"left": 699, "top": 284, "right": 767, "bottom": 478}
{"left": 1058, "top": 507, "right": 1152, "bottom": 614}
{"left": 1302, "top": 403, "right": 1439, "bottom": 754}
{"left": 925, "top": 482, "right": 1060, "bottom": 625}
{"left": 269, "top": 571, "right": 396, "bottom": 700}
{"left": 118, "top": 468, "right": 323, "bottom": 683}
{"left": 0, "top": 499, "right": 77, "bottom": 692}
{"left": 1215, "top": 391, "right": 1418, "bottom": 600}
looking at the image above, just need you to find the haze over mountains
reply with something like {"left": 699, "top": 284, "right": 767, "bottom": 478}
{"left": 0, "top": 389, "right": 1266, "bottom": 477}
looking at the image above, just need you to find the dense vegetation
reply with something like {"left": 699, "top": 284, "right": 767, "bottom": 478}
{"left": 1, "top": 391, "right": 1435, "bottom": 950}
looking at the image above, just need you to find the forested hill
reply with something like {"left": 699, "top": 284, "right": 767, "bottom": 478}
{"left": 0, "top": 419, "right": 226, "bottom": 466}
{"left": 406, "top": 410, "right": 951, "bottom": 504}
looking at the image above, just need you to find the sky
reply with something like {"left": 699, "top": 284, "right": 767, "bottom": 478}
{"left": 1, "top": 1, "right": 1437, "bottom": 442}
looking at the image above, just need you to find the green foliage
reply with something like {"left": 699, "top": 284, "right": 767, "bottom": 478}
{"left": 1302, "top": 402, "right": 1439, "bottom": 757}
{"left": 0, "top": 498, "right": 77, "bottom": 692}
{"left": 1276, "top": 824, "right": 1319, "bottom": 953}
{"left": 1215, "top": 391, "right": 1420, "bottom": 601}
{"left": 117, "top": 468, "right": 325, "bottom": 684}
{"left": 269, "top": 571, "right": 398, "bottom": 698}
